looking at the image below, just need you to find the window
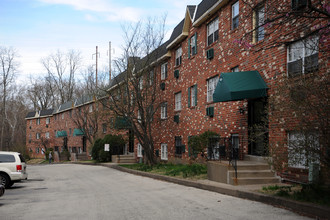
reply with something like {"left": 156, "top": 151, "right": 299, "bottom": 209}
{"left": 46, "top": 117, "right": 50, "bottom": 125}
{"left": 55, "top": 115, "right": 57, "bottom": 121}
{"left": 175, "top": 47, "right": 182, "bottom": 66}
{"left": 189, "top": 33, "right": 197, "bottom": 57}
{"left": 89, "top": 105, "right": 93, "bottom": 113}
{"left": 36, "top": 118, "right": 40, "bottom": 125}
{"left": 207, "top": 76, "right": 219, "bottom": 102}
{"left": 102, "top": 123, "right": 107, "bottom": 133}
{"left": 255, "top": 5, "right": 265, "bottom": 42}
{"left": 137, "top": 110, "right": 142, "bottom": 123}
{"left": 139, "top": 77, "right": 143, "bottom": 90}
{"left": 175, "top": 136, "right": 184, "bottom": 155}
{"left": 207, "top": 18, "right": 219, "bottom": 45}
{"left": 188, "top": 85, "right": 197, "bottom": 107}
{"left": 137, "top": 143, "right": 143, "bottom": 157}
{"left": 288, "top": 131, "right": 319, "bottom": 168}
{"left": 69, "top": 128, "right": 72, "bottom": 136}
{"left": 161, "top": 143, "right": 168, "bottom": 160}
{"left": 62, "top": 113, "right": 64, "bottom": 120}
{"left": 232, "top": 1, "right": 239, "bottom": 29}
{"left": 45, "top": 132, "right": 50, "bottom": 139}
{"left": 30, "top": 120, "right": 32, "bottom": 125}
{"left": 149, "top": 70, "right": 154, "bottom": 85}
{"left": 161, "top": 63, "right": 168, "bottom": 80}
{"left": 287, "top": 36, "right": 319, "bottom": 77}
{"left": 36, "top": 133, "right": 40, "bottom": 139}
{"left": 0, "top": 154, "right": 15, "bottom": 163}
{"left": 231, "top": 66, "right": 239, "bottom": 72}
{"left": 36, "top": 147, "right": 40, "bottom": 154}
{"left": 175, "top": 92, "right": 182, "bottom": 111}
{"left": 161, "top": 102, "right": 167, "bottom": 119}
{"left": 89, "top": 126, "right": 93, "bottom": 135}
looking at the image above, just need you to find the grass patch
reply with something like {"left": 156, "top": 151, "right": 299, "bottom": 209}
{"left": 261, "top": 184, "right": 330, "bottom": 206}
{"left": 120, "top": 163, "right": 207, "bottom": 179}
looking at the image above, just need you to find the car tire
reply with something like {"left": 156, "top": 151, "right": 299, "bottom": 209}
{"left": 0, "top": 173, "right": 11, "bottom": 189}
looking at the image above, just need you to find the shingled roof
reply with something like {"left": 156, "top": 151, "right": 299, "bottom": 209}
{"left": 25, "top": 111, "right": 36, "bottom": 119}
{"left": 168, "top": 19, "right": 185, "bottom": 45}
{"left": 40, "top": 109, "right": 54, "bottom": 117}
{"left": 194, "top": 0, "right": 219, "bottom": 21}
{"left": 187, "top": 5, "right": 197, "bottom": 20}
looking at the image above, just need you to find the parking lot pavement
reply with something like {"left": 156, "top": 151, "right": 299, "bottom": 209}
{"left": 0, "top": 164, "right": 312, "bottom": 220}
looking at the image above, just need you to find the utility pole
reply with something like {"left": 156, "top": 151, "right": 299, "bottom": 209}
{"left": 92, "top": 46, "right": 99, "bottom": 87}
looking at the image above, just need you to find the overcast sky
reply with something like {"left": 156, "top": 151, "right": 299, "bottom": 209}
{"left": 0, "top": 0, "right": 201, "bottom": 83}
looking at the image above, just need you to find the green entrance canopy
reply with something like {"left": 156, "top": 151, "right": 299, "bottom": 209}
{"left": 56, "top": 130, "right": 67, "bottom": 138}
{"left": 73, "top": 128, "right": 85, "bottom": 136}
{"left": 213, "top": 71, "right": 268, "bottom": 102}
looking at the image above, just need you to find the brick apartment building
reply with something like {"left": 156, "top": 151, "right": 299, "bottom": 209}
{"left": 26, "top": 0, "right": 329, "bottom": 183}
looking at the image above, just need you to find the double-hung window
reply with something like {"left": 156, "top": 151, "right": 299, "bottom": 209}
{"left": 149, "top": 69, "right": 154, "bottom": 85}
{"left": 207, "top": 18, "right": 219, "bottom": 46}
{"left": 161, "top": 102, "right": 167, "bottom": 119}
{"left": 232, "top": 1, "right": 239, "bottom": 29}
{"left": 161, "top": 62, "right": 168, "bottom": 80}
{"left": 46, "top": 117, "right": 50, "bottom": 125}
{"left": 36, "top": 118, "right": 40, "bottom": 125}
{"left": 175, "top": 136, "right": 183, "bottom": 155}
{"left": 175, "top": 47, "right": 182, "bottom": 66}
{"left": 36, "top": 133, "right": 40, "bottom": 139}
{"left": 161, "top": 143, "right": 168, "bottom": 160}
{"left": 45, "top": 132, "right": 50, "bottom": 139}
{"left": 288, "top": 131, "right": 319, "bottom": 168}
{"left": 89, "top": 104, "right": 93, "bottom": 113}
{"left": 207, "top": 76, "right": 219, "bottom": 102}
{"left": 175, "top": 92, "right": 182, "bottom": 111}
{"left": 102, "top": 123, "right": 107, "bottom": 133}
{"left": 189, "top": 33, "right": 197, "bottom": 57}
{"left": 188, "top": 85, "right": 197, "bottom": 107}
{"left": 255, "top": 5, "right": 265, "bottom": 42}
{"left": 287, "top": 36, "right": 319, "bottom": 77}
{"left": 139, "top": 77, "right": 143, "bottom": 90}
{"left": 137, "top": 143, "right": 143, "bottom": 157}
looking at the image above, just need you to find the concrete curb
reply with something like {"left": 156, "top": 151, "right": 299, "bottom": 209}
{"left": 75, "top": 162, "right": 330, "bottom": 219}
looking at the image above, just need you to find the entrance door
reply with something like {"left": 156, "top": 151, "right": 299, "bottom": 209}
{"left": 248, "top": 98, "right": 268, "bottom": 156}
{"left": 82, "top": 136, "right": 87, "bottom": 152}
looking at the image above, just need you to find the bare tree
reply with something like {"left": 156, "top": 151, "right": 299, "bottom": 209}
{"left": 0, "top": 46, "right": 19, "bottom": 150}
{"left": 41, "top": 49, "right": 82, "bottom": 105}
{"left": 105, "top": 16, "right": 166, "bottom": 165}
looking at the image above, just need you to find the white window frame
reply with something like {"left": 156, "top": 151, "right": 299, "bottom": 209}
{"left": 161, "top": 62, "right": 168, "bottom": 80}
{"left": 161, "top": 102, "right": 167, "bottom": 119}
{"left": 207, "top": 76, "right": 219, "bottom": 102}
{"left": 161, "top": 143, "right": 168, "bottom": 160}
{"left": 287, "top": 36, "right": 319, "bottom": 76}
{"left": 175, "top": 92, "right": 182, "bottom": 111}
{"left": 45, "top": 132, "right": 50, "bottom": 139}
{"left": 255, "top": 5, "right": 265, "bottom": 42}
{"left": 175, "top": 47, "right": 182, "bottom": 66}
{"left": 46, "top": 117, "right": 50, "bottom": 125}
{"left": 36, "top": 133, "right": 40, "bottom": 139}
{"left": 232, "top": 1, "right": 239, "bottom": 29}
{"left": 207, "top": 18, "right": 219, "bottom": 46}
{"left": 36, "top": 118, "right": 40, "bottom": 125}
{"left": 137, "top": 143, "right": 143, "bottom": 157}
{"left": 190, "top": 35, "right": 197, "bottom": 55}
{"left": 190, "top": 85, "right": 196, "bottom": 107}
{"left": 288, "top": 131, "right": 320, "bottom": 169}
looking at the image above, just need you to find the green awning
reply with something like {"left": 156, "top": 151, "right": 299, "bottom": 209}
{"left": 73, "top": 128, "right": 85, "bottom": 136}
{"left": 56, "top": 130, "right": 67, "bottom": 138}
{"left": 213, "top": 71, "right": 268, "bottom": 102}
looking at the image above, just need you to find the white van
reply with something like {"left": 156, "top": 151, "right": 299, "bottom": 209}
{"left": 0, "top": 151, "right": 28, "bottom": 188}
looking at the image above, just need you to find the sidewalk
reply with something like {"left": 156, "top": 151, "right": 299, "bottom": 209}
{"left": 77, "top": 162, "right": 330, "bottom": 219}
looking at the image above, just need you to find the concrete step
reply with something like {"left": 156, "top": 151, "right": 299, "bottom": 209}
{"left": 228, "top": 164, "right": 270, "bottom": 171}
{"left": 231, "top": 177, "right": 280, "bottom": 185}
{"left": 228, "top": 170, "right": 276, "bottom": 178}
{"left": 112, "top": 155, "right": 135, "bottom": 163}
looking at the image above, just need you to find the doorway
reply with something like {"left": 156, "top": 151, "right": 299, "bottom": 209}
{"left": 248, "top": 98, "right": 268, "bottom": 156}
